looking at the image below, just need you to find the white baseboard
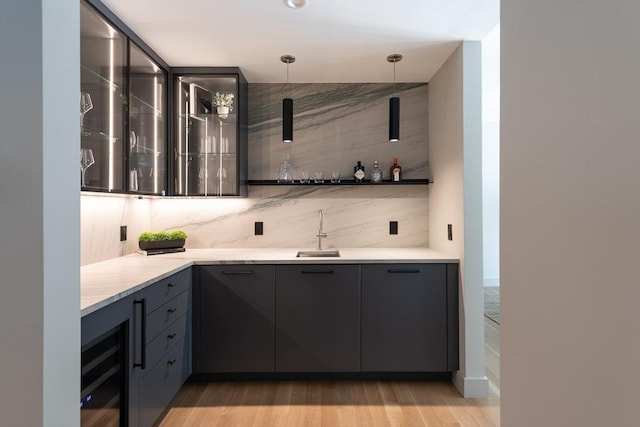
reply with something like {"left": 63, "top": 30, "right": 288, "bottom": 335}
{"left": 452, "top": 372, "right": 489, "bottom": 398}
{"left": 483, "top": 277, "right": 499, "bottom": 287}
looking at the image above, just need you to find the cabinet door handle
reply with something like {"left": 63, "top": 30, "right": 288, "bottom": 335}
{"left": 167, "top": 359, "right": 177, "bottom": 366}
{"left": 133, "top": 299, "right": 147, "bottom": 369}
{"left": 222, "top": 271, "right": 254, "bottom": 275}
{"left": 167, "top": 333, "right": 177, "bottom": 340}
{"left": 167, "top": 308, "right": 177, "bottom": 314}
{"left": 302, "top": 270, "right": 334, "bottom": 274}
{"left": 167, "top": 283, "right": 177, "bottom": 288}
{"left": 387, "top": 269, "right": 421, "bottom": 274}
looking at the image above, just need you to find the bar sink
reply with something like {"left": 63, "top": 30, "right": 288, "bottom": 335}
{"left": 296, "top": 250, "right": 341, "bottom": 258}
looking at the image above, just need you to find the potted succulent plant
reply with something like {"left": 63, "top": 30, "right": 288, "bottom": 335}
{"left": 213, "top": 92, "right": 234, "bottom": 119}
{"left": 138, "top": 230, "right": 187, "bottom": 252}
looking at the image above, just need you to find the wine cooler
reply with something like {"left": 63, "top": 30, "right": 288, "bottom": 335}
{"left": 81, "top": 322, "right": 127, "bottom": 426}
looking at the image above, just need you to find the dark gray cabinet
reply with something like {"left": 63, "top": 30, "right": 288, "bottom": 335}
{"left": 361, "top": 263, "right": 458, "bottom": 372}
{"left": 172, "top": 68, "right": 248, "bottom": 197}
{"left": 137, "top": 268, "right": 191, "bottom": 427}
{"left": 195, "top": 265, "right": 276, "bottom": 372}
{"left": 275, "top": 265, "right": 361, "bottom": 372}
{"left": 81, "top": 1, "right": 168, "bottom": 195}
{"left": 81, "top": 292, "right": 139, "bottom": 426}
{"left": 81, "top": 268, "right": 191, "bottom": 427}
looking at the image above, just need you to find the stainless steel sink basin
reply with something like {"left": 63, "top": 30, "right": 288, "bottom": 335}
{"left": 296, "top": 250, "right": 341, "bottom": 258}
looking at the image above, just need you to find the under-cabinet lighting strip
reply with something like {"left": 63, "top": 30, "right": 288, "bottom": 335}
{"left": 177, "top": 80, "right": 183, "bottom": 194}
{"left": 108, "top": 38, "right": 115, "bottom": 191}
{"left": 153, "top": 76, "right": 158, "bottom": 194}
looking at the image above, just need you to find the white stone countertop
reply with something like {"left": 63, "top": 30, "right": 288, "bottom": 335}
{"left": 81, "top": 247, "right": 458, "bottom": 317}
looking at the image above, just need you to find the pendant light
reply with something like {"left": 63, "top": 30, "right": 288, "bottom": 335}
{"left": 387, "top": 54, "right": 402, "bottom": 142}
{"left": 281, "top": 55, "right": 295, "bottom": 143}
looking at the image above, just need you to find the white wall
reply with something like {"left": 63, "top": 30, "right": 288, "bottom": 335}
{"left": 429, "top": 41, "right": 486, "bottom": 397}
{"left": 501, "top": 1, "right": 640, "bottom": 425}
{"left": 482, "top": 25, "right": 500, "bottom": 286}
{"left": 0, "top": 0, "right": 80, "bottom": 425}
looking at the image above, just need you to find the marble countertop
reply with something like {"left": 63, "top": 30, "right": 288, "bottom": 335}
{"left": 81, "top": 247, "right": 458, "bottom": 317}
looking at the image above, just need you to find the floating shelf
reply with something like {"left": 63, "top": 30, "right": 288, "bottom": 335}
{"left": 248, "top": 179, "right": 430, "bottom": 186}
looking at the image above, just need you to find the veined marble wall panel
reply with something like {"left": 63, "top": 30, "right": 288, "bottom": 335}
{"left": 82, "top": 83, "right": 431, "bottom": 265}
{"left": 248, "top": 83, "right": 429, "bottom": 181}
{"left": 151, "top": 185, "right": 428, "bottom": 249}
{"left": 81, "top": 193, "right": 151, "bottom": 265}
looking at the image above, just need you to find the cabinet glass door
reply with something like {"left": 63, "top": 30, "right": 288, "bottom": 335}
{"left": 173, "top": 75, "right": 238, "bottom": 196}
{"left": 129, "top": 43, "right": 167, "bottom": 195}
{"left": 80, "top": 2, "right": 127, "bottom": 191}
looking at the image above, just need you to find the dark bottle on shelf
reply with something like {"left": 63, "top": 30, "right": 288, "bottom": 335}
{"left": 353, "top": 161, "right": 365, "bottom": 183}
{"left": 390, "top": 157, "right": 402, "bottom": 182}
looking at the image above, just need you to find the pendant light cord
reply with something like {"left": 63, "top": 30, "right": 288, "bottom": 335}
{"left": 393, "top": 60, "right": 397, "bottom": 94}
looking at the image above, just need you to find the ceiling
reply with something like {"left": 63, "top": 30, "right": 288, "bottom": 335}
{"left": 101, "top": 0, "right": 499, "bottom": 83}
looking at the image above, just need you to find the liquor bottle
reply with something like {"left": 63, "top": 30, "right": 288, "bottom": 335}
{"left": 390, "top": 157, "right": 402, "bottom": 182}
{"left": 353, "top": 161, "right": 365, "bottom": 183}
{"left": 371, "top": 160, "right": 383, "bottom": 183}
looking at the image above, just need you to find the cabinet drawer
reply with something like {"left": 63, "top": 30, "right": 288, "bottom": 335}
{"left": 143, "top": 268, "right": 191, "bottom": 314}
{"left": 146, "top": 291, "right": 189, "bottom": 343}
{"left": 138, "top": 337, "right": 188, "bottom": 427}
{"left": 142, "top": 313, "right": 188, "bottom": 377}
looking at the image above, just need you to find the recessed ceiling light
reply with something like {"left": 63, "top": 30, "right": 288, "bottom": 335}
{"left": 284, "top": 0, "right": 308, "bottom": 9}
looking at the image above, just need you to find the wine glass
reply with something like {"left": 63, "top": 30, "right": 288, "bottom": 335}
{"left": 80, "top": 92, "right": 93, "bottom": 127}
{"left": 80, "top": 148, "right": 95, "bottom": 187}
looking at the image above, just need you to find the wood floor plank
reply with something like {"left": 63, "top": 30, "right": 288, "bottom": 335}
{"left": 158, "top": 316, "right": 501, "bottom": 427}
{"left": 159, "top": 380, "right": 500, "bottom": 427}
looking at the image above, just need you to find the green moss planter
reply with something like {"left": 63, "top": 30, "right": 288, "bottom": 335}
{"left": 138, "top": 239, "right": 185, "bottom": 251}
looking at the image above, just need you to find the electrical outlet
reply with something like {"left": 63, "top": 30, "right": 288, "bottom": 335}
{"left": 255, "top": 222, "right": 264, "bottom": 236}
{"left": 447, "top": 224, "right": 453, "bottom": 241}
{"left": 389, "top": 221, "right": 398, "bottom": 235}
{"left": 120, "top": 225, "right": 127, "bottom": 242}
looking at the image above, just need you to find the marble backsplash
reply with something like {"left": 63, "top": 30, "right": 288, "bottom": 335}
{"left": 249, "top": 83, "right": 429, "bottom": 181}
{"left": 81, "top": 82, "right": 430, "bottom": 265}
{"left": 81, "top": 193, "right": 152, "bottom": 265}
{"left": 151, "top": 185, "right": 428, "bottom": 250}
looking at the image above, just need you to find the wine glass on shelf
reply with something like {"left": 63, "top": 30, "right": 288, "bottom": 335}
{"left": 80, "top": 148, "right": 95, "bottom": 187}
{"left": 80, "top": 92, "right": 93, "bottom": 127}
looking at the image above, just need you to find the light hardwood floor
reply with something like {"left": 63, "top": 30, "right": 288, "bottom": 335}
{"left": 158, "top": 319, "right": 500, "bottom": 427}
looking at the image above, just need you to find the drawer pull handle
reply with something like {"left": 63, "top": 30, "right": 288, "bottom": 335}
{"left": 167, "top": 308, "right": 177, "bottom": 314}
{"left": 133, "top": 299, "right": 146, "bottom": 369}
{"left": 222, "top": 271, "right": 254, "bottom": 275}
{"left": 387, "top": 269, "right": 421, "bottom": 274}
{"left": 167, "top": 333, "right": 177, "bottom": 340}
{"left": 167, "top": 283, "right": 177, "bottom": 288}
{"left": 167, "top": 359, "right": 177, "bottom": 366}
{"left": 302, "top": 270, "right": 334, "bottom": 274}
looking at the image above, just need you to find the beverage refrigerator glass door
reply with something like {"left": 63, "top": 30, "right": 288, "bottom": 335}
{"left": 80, "top": 322, "right": 127, "bottom": 426}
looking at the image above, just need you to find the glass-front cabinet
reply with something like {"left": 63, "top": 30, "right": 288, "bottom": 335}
{"left": 80, "top": 3, "right": 127, "bottom": 192}
{"left": 172, "top": 69, "right": 247, "bottom": 196}
{"left": 129, "top": 44, "right": 167, "bottom": 195}
{"left": 80, "top": 1, "right": 168, "bottom": 194}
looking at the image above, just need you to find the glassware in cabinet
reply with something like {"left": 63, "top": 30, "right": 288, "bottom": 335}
{"left": 172, "top": 69, "right": 247, "bottom": 197}
{"left": 128, "top": 43, "right": 167, "bottom": 195}
{"left": 80, "top": 2, "right": 127, "bottom": 192}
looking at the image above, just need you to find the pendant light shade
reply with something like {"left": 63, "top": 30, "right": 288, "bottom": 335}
{"left": 389, "top": 97, "right": 400, "bottom": 142}
{"left": 387, "top": 54, "right": 402, "bottom": 142}
{"left": 281, "top": 55, "right": 295, "bottom": 143}
{"left": 283, "top": 98, "right": 293, "bottom": 143}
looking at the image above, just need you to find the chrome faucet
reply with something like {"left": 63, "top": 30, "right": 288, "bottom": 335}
{"left": 316, "top": 209, "right": 328, "bottom": 251}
